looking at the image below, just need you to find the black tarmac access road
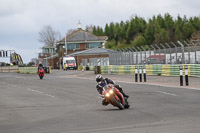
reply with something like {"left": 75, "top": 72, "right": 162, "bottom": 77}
{"left": 0, "top": 70, "right": 200, "bottom": 133}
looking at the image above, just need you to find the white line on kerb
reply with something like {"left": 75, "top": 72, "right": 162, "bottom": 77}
{"left": 155, "top": 91, "right": 177, "bottom": 96}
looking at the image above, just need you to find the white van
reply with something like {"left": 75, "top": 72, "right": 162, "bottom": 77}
{"left": 63, "top": 56, "right": 77, "bottom": 70}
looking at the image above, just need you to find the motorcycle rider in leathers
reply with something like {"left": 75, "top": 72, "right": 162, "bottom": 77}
{"left": 38, "top": 63, "right": 44, "bottom": 73}
{"left": 96, "top": 74, "right": 129, "bottom": 105}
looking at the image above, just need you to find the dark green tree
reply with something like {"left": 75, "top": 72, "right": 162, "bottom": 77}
{"left": 113, "top": 23, "right": 121, "bottom": 46}
{"left": 108, "top": 22, "right": 115, "bottom": 40}
{"left": 92, "top": 26, "right": 97, "bottom": 35}
{"left": 144, "top": 19, "right": 154, "bottom": 45}
{"left": 174, "top": 25, "right": 183, "bottom": 41}
{"left": 133, "top": 35, "right": 147, "bottom": 47}
{"left": 104, "top": 24, "right": 109, "bottom": 36}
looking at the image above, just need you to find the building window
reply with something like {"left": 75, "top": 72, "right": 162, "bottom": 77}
{"left": 67, "top": 43, "right": 80, "bottom": 50}
{"left": 86, "top": 44, "right": 89, "bottom": 49}
{"left": 75, "top": 44, "right": 80, "bottom": 49}
{"left": 86, "top": 43, "right": 101, "bottom": 49}
{"left": 45, "top": 48, "right": 49, "bottom": 53}
{"left": 50, "top": 48, "right": 54, "bottom": 54}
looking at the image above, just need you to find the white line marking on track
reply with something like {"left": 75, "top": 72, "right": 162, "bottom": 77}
{"left": 154, "top": 91, "right": 177, "bottom": 96}
{"left": 69, "top": 120, "right": 172, "bottom": 133}
{"left": 27, "top": 88, "right": 43, "bottom": 94}
{"left": 45, "top": 94, "right": 55, "bottom": 98}
{"left": 27, "top": 88, "right": 55, "bottom": 98}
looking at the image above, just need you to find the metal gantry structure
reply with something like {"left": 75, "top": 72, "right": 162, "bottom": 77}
{"left": 109, "top": 40, "right": 200, "bottom": 65}
{"left": 0, "top": 50, "right": 24, "bottom": 65}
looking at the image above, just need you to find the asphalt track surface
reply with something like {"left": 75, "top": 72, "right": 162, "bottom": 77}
{"left": 0, "top": 70, "right": 200, "bottom": 133}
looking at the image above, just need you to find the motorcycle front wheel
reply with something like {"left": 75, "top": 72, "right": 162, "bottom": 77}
{"left": 111, "top": 96, "right": 124, "bottom": 110}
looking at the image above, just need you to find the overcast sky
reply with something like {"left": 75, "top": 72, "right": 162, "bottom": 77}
{"left": 0, "top": 0, "right": 200, "bottom": 63}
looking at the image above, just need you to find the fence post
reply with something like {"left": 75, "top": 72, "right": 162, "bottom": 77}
{"left": 141, "top": 46, "right": 146, "bottom": 62}
{"left": 132, "top": 47, "right": 138, "bottom": 65}
{"left": 190, "top": 40, "right": 197, "bottom": 63}
{"left": 155, "top": 44, "right": 161, "bottom": 64}
{"left": 160, "top": 43, "right": 166, "bottom": 64}
{"left": 180, "top": 65, "right": 183, "bottom": 86}
{"left": 136, "top": 47, "right": 142, "bottom": 64}
{"left": 135, "top": 65, "right": 138, "bottom": 82}
{"left": 128, "top": 48, "right": 133, "bottom": 65}
{"left": 177, "top": 41, "right": 185, "bottom": 64}
{"left": 146, "top": 45, "right": 151, "bottom": 61}
{"left": 171, "top": 42, "right": 178, "bottom": 64}
{"left": 130, "top": 48, "right": 135, "bottom": 65}
{"left": 166, "top": 43, "right": 172, "bottom": 64}
{"left": 184, "top": 41, "right": 191, "bottom": 64}
{"left": 185, "top": 65, "right": 189, "bottom": 86}
{"left": 150, "top": 45, "right": 156, "bottom": 55}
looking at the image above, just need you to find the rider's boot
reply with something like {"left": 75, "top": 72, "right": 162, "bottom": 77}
{"left": 120, "top": 90, "right": 129, "bottom": 98}
{"left": 117, "top": 86, "right": 129, "bottom": 98}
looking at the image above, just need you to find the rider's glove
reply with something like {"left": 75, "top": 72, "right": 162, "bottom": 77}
{"left": 99, "top": 94, "right": 104, "bottom": 98}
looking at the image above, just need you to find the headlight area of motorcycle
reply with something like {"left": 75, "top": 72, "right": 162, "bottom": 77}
{"left": 109, "top": 90, "right": 113, "bottom": 94}
{"left": 105, "top": 93, "right": 110, "bottom": 97}
{"left": 105, "top": 90, "right": 114, "bottom": 97}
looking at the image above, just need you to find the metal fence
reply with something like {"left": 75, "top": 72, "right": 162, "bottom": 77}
{"left": 109, "top": 40, "right": 200, "bottom": 65}
{"left": 81, "top": 58, "right": 109, "bottom": 66}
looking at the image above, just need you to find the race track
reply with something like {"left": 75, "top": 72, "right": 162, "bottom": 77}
{"left": 0, "top": 71, "right": 200, "bottom": 133}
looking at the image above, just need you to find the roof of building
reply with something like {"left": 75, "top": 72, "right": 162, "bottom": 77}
{"left": 58, "top": 29, "right": 108, "bottom": 43}
{"left": 68, "top": 47, "right": 110, "bottom": 56}
{"left": 46, "top": 53, "right": 59, "bottom": 59}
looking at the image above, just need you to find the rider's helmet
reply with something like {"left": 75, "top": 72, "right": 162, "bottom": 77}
{"left": 39, "top": 63, "right": 43, "bottom": 67}
{"left": 96, "top": 74, "right": 103, "bottom": 83}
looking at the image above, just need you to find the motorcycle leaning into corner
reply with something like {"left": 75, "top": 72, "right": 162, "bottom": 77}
{"left": 101, "top": 84, "right": 130, "bottom": 110}
{"left": 38, "top": 67, "right": 44, "bottom": 79}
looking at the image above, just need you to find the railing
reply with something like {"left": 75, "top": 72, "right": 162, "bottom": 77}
{"left": 81, "top": 58, "right": 109, "bottom": 66}
{"left": 108, "top": 40, "right": 200, "bottom": 65}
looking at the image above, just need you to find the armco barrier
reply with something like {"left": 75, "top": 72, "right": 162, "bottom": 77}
{"left": 146, "top": 65, "right": 153, "bottom": 75}
{"left": 95, "top": 64, "right": 200, "bottom": 77}
{"left": 161, "top": 65, "right": 171, "bottom": 76}
{"left": 94, "top": 66, "right": 101, "bottom": 74}
{"left": 0, "top": 66, "right": 18, "bottom": 72}
{"left": 19, "top": 67, "right": 37, "bottom": 74}
{"left": 190, "top": 64, "right": 200, "bottom": 77}
{"left": 18, "top": 67, "right": 51, "bottom": 74}
{"left": 153, "top": 64, "right": 162, "bottom": 76}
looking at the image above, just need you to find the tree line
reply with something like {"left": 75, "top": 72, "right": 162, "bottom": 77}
{"left": 92, "top": 13, "right": 200, "bottom": 49}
